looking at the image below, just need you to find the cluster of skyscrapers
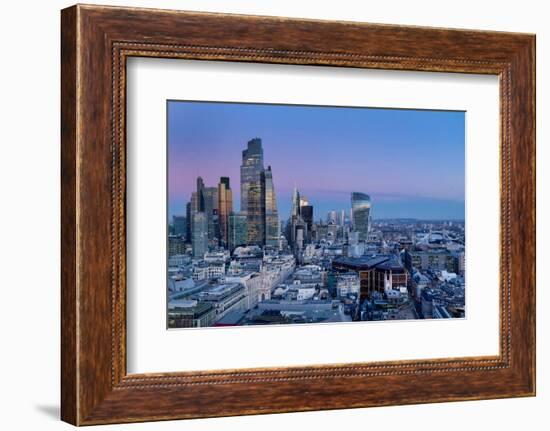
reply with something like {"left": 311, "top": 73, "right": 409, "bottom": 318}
{"left": 169, "top": 138, "right": 465, "bottom": 327}
{"left": 284, "top": 188, "right": 372, "bottom": 255}
{"left": 185, "top": 138, "right": 279, "bottom": 257}
{"left": 182, "top": 137, "right": 375, "bottom": 259}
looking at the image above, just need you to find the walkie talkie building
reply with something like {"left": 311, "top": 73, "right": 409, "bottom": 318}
{"left": 351, "top": 192, "right": 371, "bottom": 242}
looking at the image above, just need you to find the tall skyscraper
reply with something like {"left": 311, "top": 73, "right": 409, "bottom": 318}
{"left": 218, "top": 177, "right": 233, "bottom": 247}
{"left": 264, "top": 166, "right": 279, "bottom": 246}
{"left": 291, "top": 187, "right": 301, "bottom": 218}
{"left": 351, "top": 192, "right": 372, "bottom": 241}
{"left": 298, "top": 195, "right": 313, "bottom": 243}
{"left": 203, "top": 186, "right": 219, "bottom": 242}
{"left": 192, "top": 212, "right": 208, "bottom": 258}
{"left": 239, "top": 138, "right": 280, "bottom": 247}
{"left": 301, "top": 204, "right": 313, "bottom": 243}
{"left": 240, "top": 138, "right": 264, "bottom": 214}
{"left": 240, "top": 138, "right": 266, "bottom": 245}
{"left": 185, "top": 202, "right": 192, "bottom": 242}
{"left": 189, "top": 177, "right": 205, "bottom": 251}
{"left": 247, "top": 172, "right": 265, "bottom": 245}
{"left": 189, "top": 176, "right": 220, "bottom": 246}
{"left": 192, "top": 177, "right": 205, "bottom": 212}
{"left": 287, "top": 186, "right": 307, "bottom": 253}
{"left": 228, "top": 212, "right": 248, "bottom": 251}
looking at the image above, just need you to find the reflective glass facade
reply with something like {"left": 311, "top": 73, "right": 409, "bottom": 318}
{"left": 351, "top": 192, "right": 371, "bottom": 241}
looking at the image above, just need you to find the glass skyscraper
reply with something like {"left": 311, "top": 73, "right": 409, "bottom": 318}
{"left": 300, "top": 204, "right": 313, "bottom": 243}
{"left": 239, "top": 138, "right": 280, "bottom": 247}
{"left": 217, "top": 177, "right": 233, "bottom": 247}
{"left": 240, "top": 138, "right": 263, "bottom": 214}
{"left": 189, "top": 176, "right": 219, "bottom": 245}
{"left": 203, "top": 187, "right": 219, "bottom": 242}
{"left": 351, "top": 192, "right": 371, "bottom": 242}
{"left": 264, "top": 166, "right": 279, "bottom": 246}
{"left": 185, "top": 201, "right": 191, "bottom": 242}
{"left": 228, "top": 212, "right": 248, "bottom": 251}
{"left": 240, "top": 138, "right": 265, "bottom": 245}
{"left": 192, "top": 212, "right": 208, "bottom": 258}
{"left": 192, "top": 176, "right": 205, "bottom": 212}
{"left": 287, "top": 187, "right": 308, "bottom": 253}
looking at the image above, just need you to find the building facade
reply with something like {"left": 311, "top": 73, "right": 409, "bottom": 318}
{"left": 287, "top": 187, "right": 308, "bottom": 253}
{"left": 351, "top": 192, "right": 371, "bottom": 241}
{"left": 264, "top": 166, "right": 279, "bottom": 246}
{"left": 172, "top": 215, "right": 186, "bottom": 238}
{"left": 185, "top": 201, "right": 192, "bottom": 243}
{"left": 336, "top": 273, "right": 360, "bottom": 298}
{"left": 228, "top": 212, "right": 248, "bottom": 251}
{"left": 168, "top": 235, "right": 186, "bottom": 256}
{"left": 239, "top": 138, "right": 280, "bottom": 247}
{"left": 301, "top": 204, "right": 313, "bottom": 243}
{"left": 168, "top": 300, "right": 216, "bottom": 328}
{"left": 202, "top": 186, "right": 219, "bottom": 242}
{"left": 193, "top": 283, "right": 247, "bottom": 322}
{"left": 247, "top": 171, "right": 265, "bottom": 245}
{"left": 332, "top": 255, "right": 408, "bottom": 302}
{"left": 240, "top": 138, "right": 264, "bottom": 214}
{"left": 241, "top": 138, "right": 265, "bottom": 245}
{"left": 217, "top": 176, "right": 233, "bottom": 247}
{"left": 411, "top": 250, "right": 459, "bottom": 273}
{"left": 191, "top": 212, "right": 208, "bottom": 258}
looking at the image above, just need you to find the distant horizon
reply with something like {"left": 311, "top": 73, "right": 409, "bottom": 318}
{"left": 168, "top": 100, "right": 465, "bottom": 221}
{"left": 168, "top": 213, "right": 466, "bottom": 222}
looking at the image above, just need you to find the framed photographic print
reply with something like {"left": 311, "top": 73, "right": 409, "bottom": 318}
{"left": 61, "top": 4, "right": 536, "bottom": 425}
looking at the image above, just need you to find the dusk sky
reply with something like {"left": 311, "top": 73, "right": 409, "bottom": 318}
{"left": 168, "top": 100, "right": 465, "bottom": 221}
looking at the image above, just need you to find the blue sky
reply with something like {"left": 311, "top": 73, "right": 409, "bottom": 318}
{"left": 168, "top": 101, "right": 465, "bottom": 221}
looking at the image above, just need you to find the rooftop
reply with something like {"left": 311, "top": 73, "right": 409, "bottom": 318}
{"left": 213, "top": 309, "right": 246, "bottom": 326}
{"left": 168, "top": 300, "right": 213, "bottom": 316}
{"left": 332, "top": 255, "right": 404, "bottom": 271}
{"left": 194, "top": 283, "right": 244, "bottom": 301}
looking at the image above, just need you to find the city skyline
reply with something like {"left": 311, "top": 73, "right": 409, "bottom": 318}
{"left": 168, "top": 100, "right": 465, "bottom": 221}
{"left": 167, "top": 100, "right": 466, "bottom": 329}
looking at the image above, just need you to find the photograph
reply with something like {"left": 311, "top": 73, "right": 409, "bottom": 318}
{"left": 167, "top": 100, "right": 466, "bottom": 329}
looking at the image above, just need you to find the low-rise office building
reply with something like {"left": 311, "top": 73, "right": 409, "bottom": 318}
{"left": 332, "top": 255, "right": 408, "bottom": 302}
{"left": 192, "top": 283, "right": 246, "bottom": 322}
{"left": 168, "top": 299, "right": 216, "bottom": 328}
